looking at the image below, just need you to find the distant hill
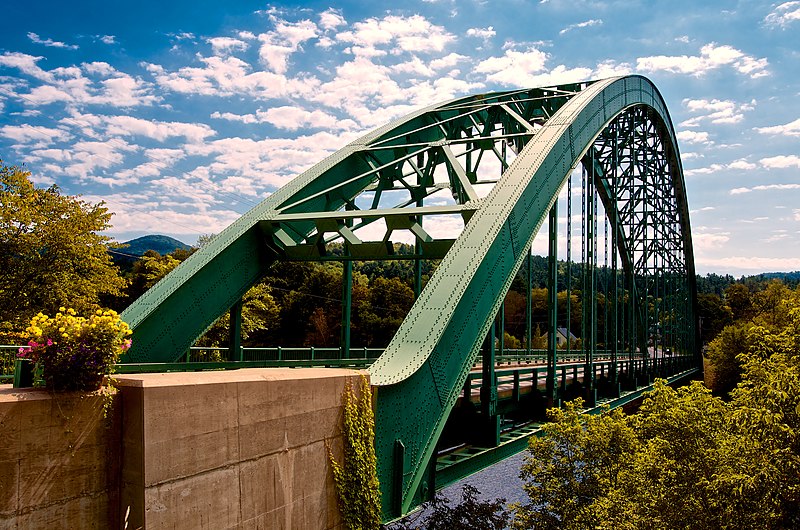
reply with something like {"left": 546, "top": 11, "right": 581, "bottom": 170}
{"left": 117, "top": 235, "right": 192, "bottom": 259}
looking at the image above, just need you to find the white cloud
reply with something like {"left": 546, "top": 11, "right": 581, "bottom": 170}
{"left": 258, "top": 18, "right": 319, "bottom": 74}
{"left": 684, "top": 158, "right": 758, "bottom": 176}
{"left": 31, "top": 139, "right": 139, "bottom": 180}
{"left": 559, "top": 19, "right": 602, "bottom": 35}
{"left": 0, "top": 124, "right": 72, "bottom": 147}
{"left": 336, "top": 15, "right": 455, "bottom": 57}
{"left": 0, "top": 52, "right": 53, "bottom": 82}
{"left": 27, "top": 32, "right": 78, "bottom": 50}
{"left": 208, "top": 37, "right": 249, "bottom": 55}
{"left": 58, "top": 110, "right": 215, "bottom": 146}
{"left": 677, "top": 130, "right": 711, "bottom": 144}
{"left": 755, "top": 117, "right": 800, "bottom": 137}
{"left": 692, "top": 229, "right": 730, "bottom": 248}
{"left": 727, "top": 159, "right": 757, "bottom": 170}
{"left": 311, "top": 57, "right": 404, "bottom": 116}
{"left": 764, "top": 1, "right": 800, "bottom": 28}
{"left": 392, "top": 56, "right": 435, "bottom": 77}
{"left": 697, "top": 255, "right": 800, "bottom": 272}
{"left": 637, "top": 43, "right": 768, "bottom": 78}
{"left": 430, "top": 53, "right": 468, "bottom": 71}
{"left": 145, "top": 56, "right": 320, "bottom": 99}
{"left": 115, "top": 148, "right": 187, "bottom": 184}
{"left": 759, "top": 155, "right": 800, "bottom": 169}
{"left": 0, "top": 55, "right": 158, "bottom": 107}
{"left": 680, "top": 98, "right": 755, "bottom": 126}
{"left": 474, "top": 47, "right": 593, "bottom": 87}
{"left": 466, "top": 26, "right": 496, "bottom": 40}
{"left": 593, "top": 59, "right": 633, "bottom": 78}
{"left": 730, "top": 183, "right": 800, "bottom": 194}
{"left": 99, "top": 35, "right": 116, "bottom": 45}
{"left": 319, "top": 8, "right": 346, "bottom": 30}
{"left": 211, "top": 106, "right": 359, "bottom": 131}
{"left": 184, "top": 132, "right": 361, "bottom": 191}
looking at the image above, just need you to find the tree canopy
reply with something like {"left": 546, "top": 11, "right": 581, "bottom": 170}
{"left": 514, "top": 281, "right": 800, "bottom": 529}
{"left": 0, "top": 162, "right": 125, "bottom": 337}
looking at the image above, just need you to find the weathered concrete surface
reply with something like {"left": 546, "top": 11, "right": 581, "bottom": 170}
{"left": 115, "top": 368, "right": 364, "bottom": 530}
{"left": 0, "top": 367, "right": 365, "bottom": 529}
{"left": 0, "top": 387, "right": 121, "bottom": 529}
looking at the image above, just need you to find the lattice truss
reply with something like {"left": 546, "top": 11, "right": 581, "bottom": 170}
{"left": 261, "top": 86, "right": 585, "bottom": 261}
{"left": 591, "top": 105, "right": 694, "bottom": 354}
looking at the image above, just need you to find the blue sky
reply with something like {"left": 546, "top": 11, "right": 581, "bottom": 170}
{"left": 1, "top": 0, "right": 798, "bottom": 275}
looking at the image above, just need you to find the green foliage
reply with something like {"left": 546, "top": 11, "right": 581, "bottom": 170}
{"left": 514, "top": 357, "right": 800, "bottom": 529}
{"left": 195, "top": 282, "right": 281, "bottom": 347}
{"left": 0, "top": 162, "right": 126, "bottom": 332}
{"left": 697, "top": 292, "right": 733, "bottom": 344}
{"left": 512, "top": 400, "right": 637, "bottom": 530}
{"left": 328, "top": 375, "right": 382, "bottom": 530}
{"left": 706, "top": 321, "right": 752, "bottom": 395}
{"left": 394, "top": 485, "right": 509, "bottom": 530}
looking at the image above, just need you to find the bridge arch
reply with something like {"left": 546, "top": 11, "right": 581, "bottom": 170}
{"left": 119, "top": 75, "right": 697, "bottom": 519}
{"left": 368, "top": 76, "right": 698, "bottom": 516}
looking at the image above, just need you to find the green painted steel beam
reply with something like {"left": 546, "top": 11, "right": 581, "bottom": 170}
{"left": 370, "top": 76, "right": 697, "bottom": 518}
{"left": 117, "top": 74, "right": 697, "bottom": 521}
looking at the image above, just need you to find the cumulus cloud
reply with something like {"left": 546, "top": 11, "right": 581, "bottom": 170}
{"left": 211, "top": 106, "right": 359, "bottom": 131}
{"left": 0, "top": 124, "right": 72, "bottom": 147}
{"left": 759, "top": 155, "right": 800, "bottom": 169}
{"left": 258, "top": 18, "right": 319, "bottom": 74}
{"left": 466, "top": 26, "right": 496, "bottom": 40}
{"left": 637, "top": 43, "right": 768, "bottom": 78}
{"left": 680, "top": 98, "right": 755, "bottom": 127}
{"left": 208, "top": 37, "right": 249, "bottom": 55}
{"left": 336, "top": 15, "right": 456, "bottom": 57}
{"left": 764, "top": 1, "right": 800, "bottom": 28}
{"left": 27, "top": 32, "right": 78, "bottom": 50}
{"left": 676, "top": 130, "right": 711, "bottom": 144}
{"left": 755, "top": 117, "right": 800, "bottom": 137}
{"left": 474, "top": 47, "right": 592, "bottom": 87}
{"left": 145, "top": 56, "right": 320, "bottom": 99}
{"left": 0, "top": 54, "right": 158, "bottom": 107}
{"left": 319, "top": 8, "right": 346, "bottom": 30}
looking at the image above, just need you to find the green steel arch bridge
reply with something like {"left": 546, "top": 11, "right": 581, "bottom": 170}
{"left": 119, "top": 75, "right": 700, "bottom": 519}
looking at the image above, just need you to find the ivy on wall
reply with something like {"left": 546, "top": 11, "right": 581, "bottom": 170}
{"left": 328, "top": 374, "right": 382, "bottom": 530}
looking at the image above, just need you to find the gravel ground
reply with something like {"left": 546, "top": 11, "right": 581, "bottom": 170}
{"left": 388, "top": 452, "right": 528, "bottom": 528}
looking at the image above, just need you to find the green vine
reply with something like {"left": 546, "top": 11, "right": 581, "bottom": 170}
{"left": 328, "top": 374, "right": 382, "bottom": 530}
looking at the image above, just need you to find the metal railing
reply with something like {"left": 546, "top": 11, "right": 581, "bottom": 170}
{"left": 3, "top": 343, "right": 680, "bottom": 387}
{"left": 1, "top": 345, "right": 20, "bottom": 383}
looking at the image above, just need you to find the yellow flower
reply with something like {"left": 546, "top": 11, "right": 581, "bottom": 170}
{"left": 59, "top": 306, "right": 66, "bottom": 312}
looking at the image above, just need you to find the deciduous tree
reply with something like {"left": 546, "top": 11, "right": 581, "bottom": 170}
{"left": 0, "top": 162, "right": 126, "bottom": 333}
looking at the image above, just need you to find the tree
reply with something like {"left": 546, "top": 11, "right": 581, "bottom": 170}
{"left": 514, "top": 284, "right": 800, "bottom": 530}
{"left": 395, "top": 485, "right": 509, "bottom": 530}
{"left": 725, "top": 283, "right": 753, "bottom": 321}
{"left": 0, "top": 162, "right": 126, "bottom": 333}
{"left": 697, "top": 292, "right": 733, "bottom": 344}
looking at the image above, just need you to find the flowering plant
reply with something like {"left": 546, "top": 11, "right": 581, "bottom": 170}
{"left": 19, "top": 307, "right": 132, "bottom": 391}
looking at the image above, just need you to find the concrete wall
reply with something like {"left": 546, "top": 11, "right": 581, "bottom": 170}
{"left": 0, "top": 368, "right": 365, "bottom": 529}
{"left": 0, "top": 388, "right": 121, "bottom": 529}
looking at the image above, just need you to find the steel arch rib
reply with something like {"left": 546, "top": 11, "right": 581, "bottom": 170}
{"left": 117, "top": 74, "right": 695, "bottom": 518}
{"left": 369, "top": 75, "right": 695, "bottom": 516}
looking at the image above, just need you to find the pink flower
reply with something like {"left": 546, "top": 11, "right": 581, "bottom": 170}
{"left": 46, "top": 339, "right": 53, "bottom": 346}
